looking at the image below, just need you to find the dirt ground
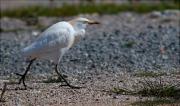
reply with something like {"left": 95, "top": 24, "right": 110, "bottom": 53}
{"left": 0, "top": 72, "right": 180, "bottom": 106}
{"left": 0, "top": 73, "right": 131, "bottom": 106}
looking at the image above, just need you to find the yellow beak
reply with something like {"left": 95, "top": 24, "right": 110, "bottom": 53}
{"left": 88, "top": 20, "right": 100, "bottom": 25}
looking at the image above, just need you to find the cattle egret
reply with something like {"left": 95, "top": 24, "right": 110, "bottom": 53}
{"left": 16, "top": 17, "right": 100, "bottom": 89}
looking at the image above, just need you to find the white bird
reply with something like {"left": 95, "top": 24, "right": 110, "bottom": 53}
{"left": 16, "top": 17, "right": 100, "bottom": 89}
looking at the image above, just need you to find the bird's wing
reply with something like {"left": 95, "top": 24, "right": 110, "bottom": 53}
{"left": 22, "top": 27, "right": 71, "bottom": 58}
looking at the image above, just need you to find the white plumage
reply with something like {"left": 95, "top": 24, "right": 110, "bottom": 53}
{"left": 22, "top": 22, "right": 74, "bottom": 63}
{"left": 22, "top": 17, "right": 99, "bottom": 64}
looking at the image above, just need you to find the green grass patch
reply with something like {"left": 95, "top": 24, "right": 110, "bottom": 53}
{"left": 123, "top": 41, "right": 136, "bottom": 48}
{"left": 137, "top": 78, "right": 180, "bottom": 99}
{"left": 137, "top": 84, "right": 180, "bottom": 98}
{"left": 111, "top": 78, "right": 180, "bottom": 99}
{"left": 0, "top": 28, "right": 27, "bottom": 32}
{"left": 131, "top": 98, "right": 179, "bottom": 106}
{"left": 1, "top": 3, "right": 179, "bottom": 18}
{"left": 134, "top": 71, "right": 167, "bottom": 77}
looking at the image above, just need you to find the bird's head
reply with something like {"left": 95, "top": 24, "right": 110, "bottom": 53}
{"left": 69, "top": 17, "right": 100, "bottom": 30}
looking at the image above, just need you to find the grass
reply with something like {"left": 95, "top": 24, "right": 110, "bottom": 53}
{"left": 111, "top": 77, "right": 180, "bottom": 99}
{"left": 133, "top": 71, "right": 167, "bottom": 77}
{"left": 123, "top": 41, "right": 136, "bottom": 48}
{"left": 137, "top": 78, "right": 180, "bottom": 98}
{"left": 0, "top": 2, "right": 179, "bottom": 18}
{"left": 112, "top": 79, "right": 180, "bottom": 105}
{"left": 131, "top": 98, "right": 179, "bottom": 106}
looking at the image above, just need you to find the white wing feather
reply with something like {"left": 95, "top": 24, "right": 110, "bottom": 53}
{"left": 22, "top": 22, "right": 74, "bottom": 62}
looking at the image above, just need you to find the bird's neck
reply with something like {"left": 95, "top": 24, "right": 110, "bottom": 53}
{"left": 68, "top": 21, "right": 86, "bottom": 37}
{"left": 69, "top": 21, "right": 86, "bottom": 32}
{"left": 72, "top": 26, "right": 86, "bottom": 37}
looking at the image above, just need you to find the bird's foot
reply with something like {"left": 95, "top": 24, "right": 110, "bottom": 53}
{"left": 15, "top": 73, "right": 24, "bottom": 82}
{"left": 14, "top": 73, "right": 27, "bottom": 89}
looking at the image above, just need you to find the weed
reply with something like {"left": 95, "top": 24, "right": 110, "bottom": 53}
{"left": 1, "top": 3, "right": 179, "bottom": 18}
{"left": 131, "top": 98, "right": 179, "bottom": 106}
{"left": 136, "top": 78, "right": 180, "bottom": 99}
{"left": 123, "top": 41, "right": 136, "bottom": 48}
{"left": 112, "top": 77, "right": 180, "bottom": 99}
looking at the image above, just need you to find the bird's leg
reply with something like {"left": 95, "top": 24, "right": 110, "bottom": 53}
{"left": 15, "top": 58, "right": 36, "bottom": 89}
{"left": 0, "top": 82, "right": 7, "bottom": 102}
{"left": 0, "top": 58, "right": 35, "bottom": 101}
{"left": 55, "top": 64, "right": 82, "bottom": 89}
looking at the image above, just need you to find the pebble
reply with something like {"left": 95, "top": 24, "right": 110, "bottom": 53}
{"left": 0, "top": 11, "right": 179, "bottom": 77}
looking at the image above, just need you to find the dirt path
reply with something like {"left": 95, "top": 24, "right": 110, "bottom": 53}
{"left": 0, "top": 74, "right": 138, "bottom": 106}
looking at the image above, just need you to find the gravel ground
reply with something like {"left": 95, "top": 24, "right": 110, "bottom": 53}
{"left": 0, "top": 10, "right": 180, "bottom": 105}
{"left": 0, "top": 10, "right": 180, "bottom": 76}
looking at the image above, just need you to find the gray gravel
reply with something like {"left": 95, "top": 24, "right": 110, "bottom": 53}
{"left": 0, "top": 10, "right": 180, "bottom": 78}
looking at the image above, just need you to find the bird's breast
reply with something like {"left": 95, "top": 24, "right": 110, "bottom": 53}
{"left": 67, "top": 30, "right": 75, "bottom": 49}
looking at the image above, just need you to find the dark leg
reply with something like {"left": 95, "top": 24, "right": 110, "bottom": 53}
{"left": 15, "top": 58, "right": 36, "bottom": 89}
{"left": 55, "top": 64, "right": 82, "bottom": 89}
{"left": 0, "top": 82, "right": 7, "bottom": 102}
